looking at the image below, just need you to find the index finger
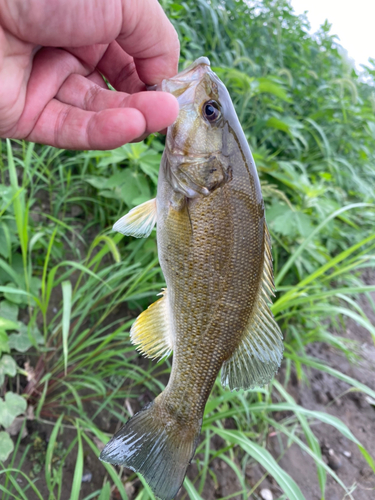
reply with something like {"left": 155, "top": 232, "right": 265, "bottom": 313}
{"left": 117, "top": 0, "right": 180, "bottom": 85}
{"left": 0, "top": 0, "right": 179, "bottom": 84}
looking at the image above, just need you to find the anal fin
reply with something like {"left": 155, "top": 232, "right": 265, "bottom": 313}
{"left": 221, "top": 225, "right": 283, "bottom": 391}
{"left": 113, "top": 198, "right": 157, "bottom": 238}
{"left": 130, "top": 289, "right": 173, "bottom": 360}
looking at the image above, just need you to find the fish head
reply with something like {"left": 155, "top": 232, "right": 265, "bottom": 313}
{"left": 162, "top": 57, "right": 231, "bottom": 158}
{"left": 159, "top": 57, "right": 259, "bottom": 205}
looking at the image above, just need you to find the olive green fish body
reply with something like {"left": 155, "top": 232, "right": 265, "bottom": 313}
{"left": 100, "top": 58, "right": 283, "bottom": 500}
{"left": 157, "top": 141, "right": 265, "bottom": 423}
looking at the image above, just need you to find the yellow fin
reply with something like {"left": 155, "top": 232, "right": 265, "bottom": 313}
{"left": 113, "top": 198, "right": 157, "bottom": 238}
{"left": 130, "top": 289, "right": 173, "bottom": 360}
{"left": 221, "top": 224, "right": 283, "bottom": 390}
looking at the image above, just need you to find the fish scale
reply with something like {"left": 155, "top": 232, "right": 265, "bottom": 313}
{"left": 100, "top": 57, "right": 283, "bottom": 500}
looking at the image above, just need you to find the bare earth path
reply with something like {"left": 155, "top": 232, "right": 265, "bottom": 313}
{"left": 264, "top": 274, "right": 375, "bottom": 500}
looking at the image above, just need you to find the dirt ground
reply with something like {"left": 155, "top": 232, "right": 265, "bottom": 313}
{"left": 256, "top": 278, "right": 375, "bottom": 500}
{"left": 4, "top": 281, "right": 375, "bottom": 500}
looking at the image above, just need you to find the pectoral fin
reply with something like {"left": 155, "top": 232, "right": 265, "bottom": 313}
{"left": 113, "top": 198, "right": 157, "bottom": 238}
{"left": 130, "top": 289, "right": 173, "bottom": 360}
{"left": 221, "top": 226, "right": 283, "bottom": 391}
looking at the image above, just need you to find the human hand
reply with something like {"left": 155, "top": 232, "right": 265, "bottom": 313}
{"left": 0, "top": 0, "right": 180, "bottom": 150}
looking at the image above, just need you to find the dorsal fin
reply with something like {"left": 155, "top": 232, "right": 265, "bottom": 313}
{"left": 221, "top": 225, "right": 283, "bottom": 391}
{"left": 130, "top": 289, "right": 173, "bottom": 360}
{"left": 113, "top": 198, "right": 157, "bottom": 238}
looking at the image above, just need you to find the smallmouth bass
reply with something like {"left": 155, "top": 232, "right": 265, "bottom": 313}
{"left": 100, "top": 57, "right": 283, "bottom": 500}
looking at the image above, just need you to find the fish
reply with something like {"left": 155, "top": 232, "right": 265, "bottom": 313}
{"left": 99, "top": 57, "right": 283, "bottom": 500}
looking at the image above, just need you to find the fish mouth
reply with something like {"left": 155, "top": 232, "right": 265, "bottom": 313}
{"left": 146, "top": 58, "right": 210, "bottom": 93}
{"left": 170, "top": 57, "right": 210, "bottom": 82}
{"left": 160, "top": 57, "right": 211, "bottom": 102}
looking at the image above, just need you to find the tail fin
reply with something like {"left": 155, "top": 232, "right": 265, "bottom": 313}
{"left": 99, "top": 401, "right": 200, "bottom": 500}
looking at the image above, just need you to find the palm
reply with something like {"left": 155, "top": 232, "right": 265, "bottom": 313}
{"left": 0, "top": 0, "right": 179, "bottom": 149}
{"left": 0, "top": 27, "right": 31, "bottom": 135}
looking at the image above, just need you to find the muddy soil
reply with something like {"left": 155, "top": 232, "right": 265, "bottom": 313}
{"left": 256, "top": 283, "right": 375, "bottom": 500}
{"left": 4, "top": 284, "right": 375, "bottom": 500}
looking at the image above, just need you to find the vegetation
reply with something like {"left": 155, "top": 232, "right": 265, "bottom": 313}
{"left": 0, "top": 0, "right": 374, "bottom": 498}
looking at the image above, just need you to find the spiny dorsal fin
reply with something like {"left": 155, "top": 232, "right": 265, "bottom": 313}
{"left": 113, "top": 198, "right": 157, "bottom": 238}
{"left": 221, "top": 224, "right": 283, "bottom": 391}
{"left": 130, "top": 289, "right": 173, "bottom": 360}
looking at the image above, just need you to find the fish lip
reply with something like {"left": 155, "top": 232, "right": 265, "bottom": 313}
{"left": 160, "top": 57, "right": 211, "bottom": 92}
{"left": 149, "top": 58, "right": 211, "bottom": 92}
{"left": 173, "top": 57, "right": 210, "bottom": 80}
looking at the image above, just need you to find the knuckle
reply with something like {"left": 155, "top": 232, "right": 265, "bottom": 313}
{"left": 54, "top": 106, "right": 71, "bottom": 148}
{"left": 85, "top": 114, "right": 98, "bottom": 150}
{"left": 113, "top": 61, "right": 138, "bottom": 89}
{"left": 83, "top": 84, "right": 102, "bottom": 111}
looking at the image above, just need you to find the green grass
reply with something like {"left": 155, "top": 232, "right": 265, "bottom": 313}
{"left": 1, "top": 0, "right": 375, "bottom": 498}
{"left": 1, "top": 143, "right": 374, "bottom": 499}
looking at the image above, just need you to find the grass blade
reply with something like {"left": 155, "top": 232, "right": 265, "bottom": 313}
{"left": 184, "top": 477, "right": 204, "bottom": 500}
{"left": 275, "top": 203, "right": 373, "bottom": 286}
{"left": 0, "top": 469, "right": 44, "bottom": 500}
{"left": 212, "top": 427, "right": 305, "bottom": 500}
{"left": 70, "top": 422, "right": 83, "bottom": 500}
{"left": 62, "top": 280, "right": 72, "bottom": 375}
{"left": 98, "top": 482, "right": 111, "bottom": 500}
{"left": 286, "top": 354, "right": 375, "bottom": 400}
{"left": 45, "top": 414, "right": 64, "bottom": 494}
{"left": 265, "top": 417, "right": 352, "bottom": 497}
{"left": 138, "top": 475, "right": 157, "bottom": 500}
{"left": 81, "top": 430, "right": 128, "bottom": 500}
{"left": 273, "top": 381, "right": 326, "bottom": 496}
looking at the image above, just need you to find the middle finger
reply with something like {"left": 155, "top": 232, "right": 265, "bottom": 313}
{"left": 56, "top": 73, "right": 178, "bottom": 134}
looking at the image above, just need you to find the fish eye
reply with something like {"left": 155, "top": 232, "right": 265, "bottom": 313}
{"left": 203, "top": 100, "right": 221, "bottom": 122}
